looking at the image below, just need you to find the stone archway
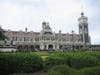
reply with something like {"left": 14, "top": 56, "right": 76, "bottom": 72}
{"left": 59, "top": 45, "right": 63, "bottom": 50}
{"left": 17, "top": 45, "right": 23, "bottom": 52}
{"left": 48, "top": 44, "right": 53, "bottom": 50}
{"left": 23, "top": 45, "right": 29, "bottom": 52}
{"left": 35, "top": 45, "right": 40, "bottom": 51}
{"left": 29, "top": 45, "right": 35, "bottom": 52}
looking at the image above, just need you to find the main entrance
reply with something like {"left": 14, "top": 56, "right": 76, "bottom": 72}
{"left": 48, "top": 44, "right": 53, "bottom": 50}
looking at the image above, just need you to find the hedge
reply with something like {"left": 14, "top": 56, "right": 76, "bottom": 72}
{"left": 0, "top": 52, "right": 100, "bottom": 74}
{"left": 77, "top": 66, "right": 100, "bottom": 75}
{"left": 45, "top": 52, "right": 100, "bottom": 70}
{"left": 46, "top": 64, "right": 75, "bottom": 75}
{"left": 44, "top": 56, "right": 65, "bottom": 70}
{"left": 46, "top": 65, "right": 100, "bottom": 75}
{"left": 69, "top": 54, "right": 98, "bottom": 69}
{"left": 0, "top": 53, "right": 43, "bottom": 74}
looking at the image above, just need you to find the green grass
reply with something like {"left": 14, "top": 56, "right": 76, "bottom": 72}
{"left": 34, "top": 51, "right": 49, "bottom": 56}
{"left": 41, "top": 55, "right": 48, "bottom": 61}
{"left": 34, "top": 51, "right": 49, "bottom": 60}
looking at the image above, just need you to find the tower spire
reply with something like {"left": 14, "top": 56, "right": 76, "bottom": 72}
{"left": 80, "top": 0, "right": 84, "bottom": 17}
{"left": 25, "top": 27, "right": 27, "bottom": 32}
{"left": 81, "top": 12, "right": 84, "bottom": 16}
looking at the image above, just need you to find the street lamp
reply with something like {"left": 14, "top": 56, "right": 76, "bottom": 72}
{"left": 71, "top": 30, "right": 75, "bottom": 52}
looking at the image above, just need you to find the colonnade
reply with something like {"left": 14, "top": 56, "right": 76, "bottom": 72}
{"left": 16, "top": 44, "right": 84, "bottom": 52}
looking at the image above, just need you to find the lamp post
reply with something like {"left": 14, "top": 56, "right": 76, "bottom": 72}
{"left": 71, "top": 30, "right": 75, "bottom": 52}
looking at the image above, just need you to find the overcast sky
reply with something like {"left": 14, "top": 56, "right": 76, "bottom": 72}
{"left": 0, "top": 0, "right": 100, "bottom": 44}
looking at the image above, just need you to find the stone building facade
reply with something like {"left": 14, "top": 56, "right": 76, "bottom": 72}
{"left": 1, "top": 12, "right": 91, "bottom": 51}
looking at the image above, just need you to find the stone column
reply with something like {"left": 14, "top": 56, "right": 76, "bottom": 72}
{"left": 57, "top": 45, "right": 59, "bottom": 50}
{"left": 40, "top": 44, "right": 44, "bottom": 50}
{"left": 53, "top": 44, "right": 55, "bottom": 50}
{"left": 46, "top": 44, "right": 48, "bottom": 50}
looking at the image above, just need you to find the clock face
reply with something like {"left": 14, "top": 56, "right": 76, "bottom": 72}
{"left": 79, "top": 19, "right": 87, "bottom": 23}
{"left": 83, "top": 19, "right": 87, "bottom": 22}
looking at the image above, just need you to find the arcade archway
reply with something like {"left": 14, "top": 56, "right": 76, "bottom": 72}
{"left": 48, "top": 44, "right": 53, "bottom": 50}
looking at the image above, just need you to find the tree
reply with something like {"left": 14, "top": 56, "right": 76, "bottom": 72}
{"left": 0, "top": 26, "right": 8, "bottom": 41}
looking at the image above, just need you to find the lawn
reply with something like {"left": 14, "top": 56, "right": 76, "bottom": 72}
{"left": 34, "top": 51, "right": 49, "bottom": 60}
{"left": 34, "top": 51, "right": 49, "bottom": 56}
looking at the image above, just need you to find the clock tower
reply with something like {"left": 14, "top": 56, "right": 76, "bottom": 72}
{"left": 78, "top": 12, "right": 90, "bottom": 45}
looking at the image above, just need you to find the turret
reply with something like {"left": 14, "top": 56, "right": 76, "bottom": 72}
{"left": 42, "top": 21, "right": 52, "bottom": 34}
{"left": 42, "top": 21, "right": 46, "bottom": 30}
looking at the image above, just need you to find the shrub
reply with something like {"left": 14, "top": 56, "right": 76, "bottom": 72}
{"left": 46, "top": 65, "right": 75, "bottom": 75}
{"left": 79, "top": 66, "right": 100, "bottom": 75}
{"left": 18, "top": 53, "right": 43, "bottom": 73}
{"left": 46, "top": 65, "right": 100, "bottom": 75}
{"left": 88, "top": 52, "right": 100, "bottom": 62}
{"left": 45, "top": 52, "right": 99, "bottom": 70}
{"left": 69, "top": 54, "right": 99, "bottom": 69}
{"left": 0, "top": 53, "right": 43, "bottom": 74}
{"left": 44, "top": 56, "right": 65, "bottom": 70}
